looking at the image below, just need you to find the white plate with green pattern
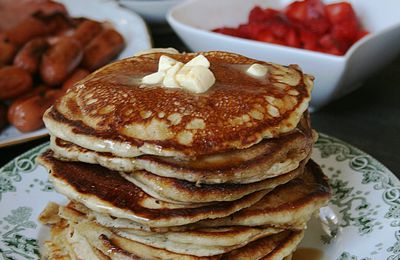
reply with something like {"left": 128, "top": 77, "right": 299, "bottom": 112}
{"left": 0, "top": 133, "right": 398, "bottom": 260}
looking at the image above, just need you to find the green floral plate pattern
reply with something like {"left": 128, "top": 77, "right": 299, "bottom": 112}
{"left": 0, "top": 133, "right": 398, "bottom": 260}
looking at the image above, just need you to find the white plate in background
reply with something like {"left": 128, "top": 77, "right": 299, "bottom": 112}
{"left": 0, "top": 0, "right": 152, "bottom": 148}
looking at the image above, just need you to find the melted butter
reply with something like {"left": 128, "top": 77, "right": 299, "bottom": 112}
{"left": 292, "top": 248, "right": 324, "bottom": 260}
{"left": 230, "top": 64, "right": 269, "bottom": 84}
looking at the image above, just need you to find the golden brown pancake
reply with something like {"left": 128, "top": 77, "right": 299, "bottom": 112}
{"left": 51, "top": 134, "right": 309, "bottom": 203}
{"left": 41, "top": 203, "right": 303, "bottom": 260}
{"left": 37, "top": 151, "right": 268, "bottom": 227}
{"left": 43, "top": 51, "right": 313, "bottom": 158}
{"left": 59, "top": 160, "right": 329, "bottom": 233}
{"left": 194, "top": 160, "right": 331, "bottom": 229}
{"left": 118, "top": 162, "right": 304, "bottom": 204}
{"left": 221, "top": 230, "right": 304, "bottom": 260}
{"left": 50, "top": 112, "right": 315, "bottom": 184}
{"left": 52, "top": 203, "right": 283, "bottom": 257}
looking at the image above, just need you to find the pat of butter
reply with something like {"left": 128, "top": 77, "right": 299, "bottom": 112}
{"left": 134, "top": 47, "right": 179, "bottom": 56}
{"left": 163, "top": 62, "right": 183, "bottom": 88}
{"left": 142, "top": 54, "right": 215, "bottom": 93}
{"left": 247, "top": 63, "right": 268, "bottom": 77}
{"left": 159, "top": 55, "right": 179, "bottom": 71}
{"left": 142, "top": 71, "right": 165, "bottom": 84}
{"left": 185, "top": 54, "right": 210, "bottom": 68}
{"left": 176, "top": 65, "right": 215, "bottom": 94}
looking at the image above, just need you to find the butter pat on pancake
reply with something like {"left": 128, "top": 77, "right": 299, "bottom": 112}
{"left": 43, "top": 51, "right": 313, "bottom": 158}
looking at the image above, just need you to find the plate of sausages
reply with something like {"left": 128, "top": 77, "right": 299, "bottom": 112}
{"left": 0, "top": 0, "right": 152, "bottom": 147}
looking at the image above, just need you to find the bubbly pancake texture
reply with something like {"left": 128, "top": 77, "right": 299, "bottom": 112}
{"left": 50, "top": 113, "right": 315, "bottom": 184}
{"left": 44, "top": 51, "right": 314, "bottom": 157}
{"left": 38, "top": 151, "right": 268, "bottom": 227}
{"left": 118, "top": 163, "right": 303, "bottom": 204}
{"left": 194, "top": 160, "right": 331, "bottom": 228}
{"left": 54, "top": 203, "right": 283, "bottom": 257}
{"left": 56, "top": 161, "right": 328, "bottom": 233}
{"left": 40, "top": 202, "right": 302, "bottom": 259}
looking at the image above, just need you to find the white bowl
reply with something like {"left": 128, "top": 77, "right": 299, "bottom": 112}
{"left": 120, "top": 0, "right": 183, "bottom": 23}
{"left": 167, "top": 0, "right": 400, "bottom": 110}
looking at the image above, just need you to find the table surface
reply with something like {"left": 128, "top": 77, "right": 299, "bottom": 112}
{"left": 1, "top": 24, "right": 399, "bottom": 176}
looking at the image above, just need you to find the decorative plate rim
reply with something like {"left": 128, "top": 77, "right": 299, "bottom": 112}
{"left": 0, "top": 133, "right": 399, "bottom": 260}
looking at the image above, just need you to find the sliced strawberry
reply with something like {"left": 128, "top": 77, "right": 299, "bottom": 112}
{"left": 212, "top": 27, "right": 244, "bottom": 38}
{"left": 355, "top": 30, "right": 369, "bottom": 41}
{"left": 255, "top": 29, "right": 285, "bottom": 45}
{"left": 212, "top": 1, "right": 367, "bottom": 56}
{"left": 331, "top": 20, "right": 358, "bottom": 44}
{"left": 286, "top": 28, "right": 301, "bottom": 47}
{"left": 270, "top": 21, "right": 291, "bottom": 38}
{"left": 238, "top": 23, "right": 268, "bottom": 38}
{"left": 285, "top": 1, "right": 307, "bottom": 26}
{"left": 285, "top": 0, "right": 330, "bottom": 34}
{"left": 319, "top": 34, "right": 345, "bottom": 55}
{"left": 299, "top": 29, "right": 319, "bottom": 50}
{"left": 325, "top": 2, "right": 357, "bottom": 24}
{"left": 249, "top": 6, "right": 267, "bottom": 23}
{"left": 249, "top": 6, "right": 282, "bottom": 23}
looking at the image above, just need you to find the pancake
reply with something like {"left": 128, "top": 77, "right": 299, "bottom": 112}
{"left": 222, "top": 230, "right": 304, "bottom": 260}
{"left": 41, "top": 203, "right": 302, "bottom": 259}
{"left": 43, "top": 51, "right": 314, "bottom": 158}
{"left": 118, "top": 161, "right": 304, "bottom": 203}
{"left": 65, "top": 160, "right": 328, "bottom": 232}
{"left": 56, "top": 202, "right": 282, "bottom": 257}
{"left": 50, "top": 113, "right": 314, "bottom": 184}
{"left": 195, "top": 160, "right": 331, "bottom": 228}
{"left": 37, "top": 151, "right": 268, "bottom": 227}
{"left": 41, "top": 219, "right": 75, "bottom": 260}
{"left": 53, "top": 220, "right": 302, "bottom": 260}
{"left": 52, "top": 135, "right": 307, "bottom": 203}
{"left": 80, "top": 221, "right": 302, "bottom": 260}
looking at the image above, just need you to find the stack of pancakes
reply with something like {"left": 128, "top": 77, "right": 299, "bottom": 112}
{"left": 37, "top": 51, "right": 331, "bottom": 259}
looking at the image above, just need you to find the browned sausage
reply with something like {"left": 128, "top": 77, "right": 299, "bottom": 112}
{"left": 16, "top": 85, "right": 51, "bottom": 102}
{"left": 8, "top": 88, "right": 62, "bottom": 132}
{"left": 33, "top": 12, "right": 73, "bottom": 35}
{"left": 5, "top": 16, "right": 49, "bottom": 47}
{"left": 62, "top": 68, "right": 90, "bottom": 92}
{"left": 82, "top": 29, "right": 125, "bottom": 71}
{"left": 0, "top": 66, "right": 33, "bottom": 100}
{"left": 40, "top": 37, "right": 83, "bottom": 86}
{"left": 73, "top": 20, "right": 103, "bottom": 46}
{"left": 0, "top": 38, "right": 16, "bottom": 65}
{"left": 35, "top": 2, "right": 68, "bottom": 16}
{"left": 13, "top": 38, "right": 50, "bottom": 74}
{"left": 0, "top": 102, "right": 7, "bottom": 131}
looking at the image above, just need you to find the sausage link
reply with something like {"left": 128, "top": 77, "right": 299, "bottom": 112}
{"left": 62, "top": 68, "right": 90, "bottom": 92}
{"left": 82, "top": 29, "right": 125, "bottom": 71}
{"left": 0, "top": 66, "right": 33, "bottom": 100}
{"left": 34, "top": 12, "right": 73, "bottom": 35}
{"left": 40, "top": 37, "right": 83, "bottom": 85}
{"left": 8, "top": 88, "right": 62, "bottom": 132}
{"left": 13, "top": 38, "right": 50, "bottom": 74}
{"left": 5, "top": 16, "right": 49, "bottom": 47}
{"left": 73, "top": 20, "right": 103, "bottom": 46}
{"left": 0, "top": 38, "right": 17, "bottom": 65}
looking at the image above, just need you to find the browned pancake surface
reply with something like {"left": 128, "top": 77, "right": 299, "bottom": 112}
{"left": 194, "top": 160, "right": 331, "bottom": 228}
{"left": 38, "top": 151, "right": 267, "bottom": 227}
{"left": 46, "top": 51, "right": 313, "bottom": 157}
{"left": 51, "top": 113, "right": 314, "bottom": 184}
